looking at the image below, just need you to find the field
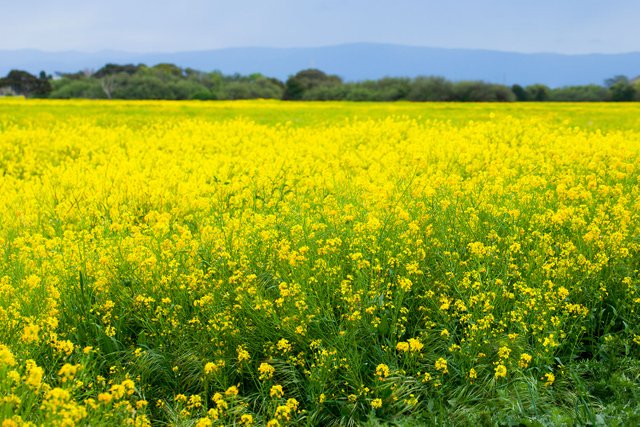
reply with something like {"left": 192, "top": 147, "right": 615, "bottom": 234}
{"left": 1, "top": 99, "right": 640, "bottom": 426}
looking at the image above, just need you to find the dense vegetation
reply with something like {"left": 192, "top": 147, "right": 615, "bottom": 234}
{"left": 1, "top": 64, "right": 639, "bottom": 101}
{"left": 1, "top": 100, "right": 640, "bottom": 426}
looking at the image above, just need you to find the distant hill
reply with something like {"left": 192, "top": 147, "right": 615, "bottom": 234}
{"left": 2, "top": 43, "right": 640, "bottom": 87}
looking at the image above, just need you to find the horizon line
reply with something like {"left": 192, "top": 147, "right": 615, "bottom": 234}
{"left": 2, "top": 42, "right": 640, "bottom": 57}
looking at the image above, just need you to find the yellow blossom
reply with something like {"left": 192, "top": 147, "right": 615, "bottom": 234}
{"left": 270, "top": 384, "right": 284, "bottom": 398}
{"left": 494, "top": 364, "right": 507, "bottom": 379}
{"left": 258, "top": 362, "right": 276, "bottom": 380}
{"left": 435, "top": 358, "right": 448, "bottom": 374}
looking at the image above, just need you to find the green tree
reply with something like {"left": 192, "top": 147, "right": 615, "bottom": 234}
{"left": 511, "top": 84, "right": 529, "bottom": 101}
{"left": 94, "top": 64, "right": 142, "bottom": 78}
{"left": 549, "top": 85, "right": 610, "bottom": 102}
{"left": 0, "top": 69, "right": 51, "bottom": 98}
{"left": 49, "top": 78, "right": 105, "bottom": 99}
{"left": 408, "top": 77, "right": 454, "bottom": 101}
{"left": 283, "top": 69, "right": 342, "bottom": 100}
{"left": 606, "top": 75, "right": 636, "bottom": 102}
{"left": 525, "top": 84, "right": 550, "bottom": 101}
{"left": 452, "top": 81, "right": 515, "bottom": 102}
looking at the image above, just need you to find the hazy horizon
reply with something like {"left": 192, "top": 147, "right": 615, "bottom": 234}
{"left": 2, "top": 0, "right": 640, "bottom": 55}
{"left": 3, "top": 42, "right": 640, "bottom": 56}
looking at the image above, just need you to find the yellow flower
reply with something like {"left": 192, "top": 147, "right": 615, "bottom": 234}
{"left": 396, "top": 342, "right": 409, "bottom": 352}
{"left": 258, "top": 362, "right": 275, "bottom": 380}
{"left": 0, "top": 345, "right": 16, "bottom": 367}
{"left": 98, "top": 393, "right": 113, "bottom": 404}
{"left": 21, "top": 324, "right": 40, "bottom": 343}
{"left": 371, "top": 398, "right": 383, "bottom": 409}
{"left": 518, "top": 353, "right": 532, "bottom": 368}
{"left": 286, "top": 398, "right": 299, "bottom": 411}
{"left": 542, "top": 372, "right": 555, "bottom": 386}
{"left": 407, "top": 338, "right": 423, "bottom": 352}
{"left": 58, "top": 363, "right": 81, "bottom": 383}
{"left": 188, "top": 395, "right": 203, "bottom": 409}
{"left": 24, "top": 360, "right": 44, "bottom": 389}
{"left": 240, "top": 414, "right": 254, "bottom": 425}
{"left": 498, "top": 346, "right": 511, "bottom": 360}
{"left": 435, "top": 358, "right": 448, "bottom": 374}
{"left": 270, "top": 384, "right": 284, "bottom": 398}
{"left": 225, "top": 385, "right": 239, "bottom": 397}
{"left": 276, "top": 339, "right": 292, "bottom": 353}
{"left": 275, "top": 405, "right": 292, "bottom": 421}
{"left": 237, "top": 345, "right": 251, "bottom": 362}
{"left": 375, "top": 363, "right": 390, "bottom": 379}
{"left": 494, "top": 364, "right": 507, "bottom": 379}
{"left": 194, "top": 418, "right": 213, "bottom": 427}
{"left": 204, "top": 362, "right": 218, "bottom": 375}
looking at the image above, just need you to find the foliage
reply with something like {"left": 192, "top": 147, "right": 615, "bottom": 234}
{"left": 283, "top": 69, "right": 343, "bottom": 100}
{"left": 0, "top": 70, "right": 52, "bottom": 98}
{"left": 452, "top": 81, "right": 515, "bottom": 102}
{"left": 4, "top": 62, "right": 638, "bottom": 102}
{"left": 549, "top": 85, "right": 611, "bottom": 102}
{"left": 606, "top": 76, "right": 637, "bottom": 102}
{"left": 50, "top": 78, "right": 106, "bottom": 99}
{"left": 408, "top": 76, "right": 454, "bottom": 101}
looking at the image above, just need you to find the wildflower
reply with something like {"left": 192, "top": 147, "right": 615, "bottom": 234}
{"left": 435, "top": 358, "right": 448, "bottom": 374}
{"left": 371, "top": 398, "right": 383, "bottom": 409}
{"left": 397, "top": 277, "right": 412, "bottom": 292}
{"left": 225, "top": 385, "right": 239, "bottom": 397}
{"left": 519, "top": 353, "right": 532, "bottom": 368}
{"left": 275, "top": 405, "right": 292, "bottom": 421}
{"left": 468, "top": 368, "right": 478, "bottom": 383}
{"left": 237, "top": 345, "right": 251, "bottom": 362}
{"left": 195, "top": 419, "right": 212, "bottom": 427}
{"left": 240, "top": 414, "right": 254, "bottom": 425}
{"left": 542, "top": 372, "right": 555, "bottom": 386}
{"left": 98, "top": 393, "right": 113, "bottom": 404}
{"left": 21, "top": 324, "right": 40, "bottom": 343}
{"left": 375, "top": 363, "right": 390, "bottom": 379}
{"left": 396, "top": 342, "right": 409, "bottom": 352}
{"left": 204, "top": 362, "right": 218, "bottom": 375}
{"left": 24, "top": 360, "right": 44, "bottom": 389}
{"left": 58, "top": 363, "right": 81, "bottom": 383}
{"left": 494, "top": 364, "right": 507, "bottom": 379}
{"left": 188, "top": 395, "right": 203, "bottom": 409}
{"left": 276, "top": 339, "right": 292, "bottom": 353}
{"left": 408, "top": 338, "right": 423, "bottom": 352}
{"left": 286, "top": 398, "right": 299, "bottom": 411}
{"left": 258, "top": 362, "right": 275, "bottom": 380}
{"left": 498, "top": 346, "right": 511, "bottom": 360}
{"left": 270, "top": 384, "right": 284, "bottom": 398}
{"left": 0, "top": 345, "right": 16, "bottom": 367}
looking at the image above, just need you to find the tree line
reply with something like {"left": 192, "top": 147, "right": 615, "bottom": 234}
{"left": 1, "top": 63, "right": 639, "bottom": 102}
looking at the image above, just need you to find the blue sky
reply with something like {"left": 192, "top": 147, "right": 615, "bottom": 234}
{"left": 2, "top": 0, "right": 639, "bottom": 53}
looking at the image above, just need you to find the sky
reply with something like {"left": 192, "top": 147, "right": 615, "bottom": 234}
{"left": 2, "top": 0, "right": 639, "bottom": 54}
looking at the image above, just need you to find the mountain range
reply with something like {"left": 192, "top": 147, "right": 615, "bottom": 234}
{"left": 2, "top": 43, "right": 640, "bottom": 87}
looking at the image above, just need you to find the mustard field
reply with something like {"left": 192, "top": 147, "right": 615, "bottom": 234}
{"left": 1, "top": 99, "right": 640, "bottom": 426}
